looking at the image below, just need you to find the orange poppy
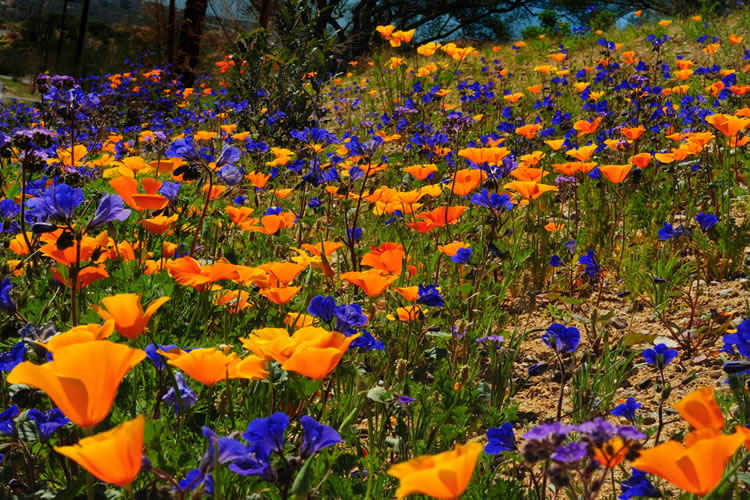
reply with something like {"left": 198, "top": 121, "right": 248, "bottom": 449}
{"left": 457, "top": 147, "right": 510, "bottom": 165}
{"left": 341, "top": 270, "right": 398, "bottom": 297}
{"left": 403, "top": 164, "right": 438, "bottom": 180}
{"left": 259, "top": 286, "right": 301, "bottom": 305}
{"left": 674, "top": 387, "right": 724, "bottom": 432}
{"left": 258, "top": 262, "right": 306, "bottom": 285}
{"left": 167, "top": 348, "right": 267, "bottom": 385}
{"left": 301, "top": 241, "right": 343, "bottom": 257}
{"left": 503, "top": 181, "right": 558, "bottom": 200}
{"left": 41, "top": 321, "right": 116, "bottom": 352}
{"left": 247, "top": 171, "right": 271, "bottom": 189}
{"left": 92, "top": 293, "right": 170, "bottom": 340}
{"left": 387, "top": 442, "right": 483, "bottom": 499}
{"left": 55, "top": 415, "right": 144, "bottom": 487}
{"left": 515, "top": 123, "right": 542, "bottom": 140}
{"left": 599, "top": 164, "right": 632, "bottom": 184}
{"left": 451, "top": 169, "right": 486, "bottom": 196}
{"left": 705, "top": 114, "right": 750, "bottom": 137}
{"left": 544, "top": 139, "right": 566, "bottom": 151}
{"left": 632, "top": 432, "right": 746, "bottom": 496}
{"left": 361, "top": 242, "right": 406, "bottom": 275}
{"left": 566, "top": 145, "right": 598, "bottom": 161}
{"left": 394, "top": 286, "right": 419, "bottom": 301}
{"left": 167, "top": 257, "right": 239, "bottom": 289}
{"left": 621, "top": 126, "right": 646, "bottom": 141}
{"left": 437, "top": 241, "right": 470, "bottom": 257}
{"left": 629, "top": 153, "right": 652, "bottom": 168}
{"left": 573, "top": 117, "right": 602, "bottom": 136}
{"left": 6, "top": 341, "right": 145, "bottom": 428}
{"left": 110, "top": 176, "right": 168, "bottom": 211}
{"left": 280, "top": 327, "right": 360, "bottom": 379}
{"left": 593, "top": 436, "right": 629, "bottom": 467}
{"left": 53, "top": 264, "right": 109, "bottom": 290}
{"left": 140, "top": 214, "right": 178, "bottom": 234}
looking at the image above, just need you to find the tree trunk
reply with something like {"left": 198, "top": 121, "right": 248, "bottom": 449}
{"left": 55, "top": 0, "right": 69, "bottom": 72}
{"left": 176, "top": 0, "right": 209, "bottom": 87}
{"left": 167, "top": 0, "right": 177, "bottom": 66}
{"left": 74, "top": 0, "right": 90, "bottom": 76}
{"left": 259, "top": 0, "right": 274, "bottom": 30}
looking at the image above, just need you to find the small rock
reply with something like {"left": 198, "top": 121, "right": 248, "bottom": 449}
{"left": 718, "top": 289, "right": 736, "bottom": 297}
{"left": 638, "top": 379, "right": 653, "bottom": 390}
{"left": 607, "top": 316, "right": 628, "bottom": 329}
{"left": 731, "top": 317, "right": 745, "bottom": 328}
{"left": 691, "top": 354, "right": 707, "bottom": 364}
{"left": 653, "top": 336, "right": 680, "bottom": 348}
{"left": 642, "top": 416, "right": 656, "bottom": 425}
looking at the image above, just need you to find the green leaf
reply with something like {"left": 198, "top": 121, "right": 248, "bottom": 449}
{"left": 290, "top": 457, "right": 314, "bottom": 495}
{"left": 366, "top": 386, "right": 392, "bottom": 404}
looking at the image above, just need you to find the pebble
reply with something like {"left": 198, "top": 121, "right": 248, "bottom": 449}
{"left": 718, "top": 288, "right": 736, "bottom": 297}
{"left": 607, "top": 316, "right": 628, "bottom": 329}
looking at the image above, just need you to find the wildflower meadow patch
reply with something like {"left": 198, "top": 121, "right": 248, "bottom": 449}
{"left": 2, "top": 5, "right": 750, "bottom": 500}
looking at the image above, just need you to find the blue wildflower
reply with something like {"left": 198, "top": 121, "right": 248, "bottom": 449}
{"left": 300, "top": 415, "right": 342, "bottom": 458}
{"left": 416, "top": 285, "right": 444, "bottom": 307}
{"left": 695, "top": 212, "right": 718, "bottom": 232}
{"left": 643, "top": 344, "right": 678, "bottom": 368}
{"left": 308, "top": 296, "right": 337, "bottom": 323}
{"left": 611, "top": 397, "right": 642, "bottom": 424}
{"left": 542, "top": 323, "right": 581, "bottom": 353}
{"left": 451, "top": 247, "right": 472, "bottom": 264}
{"left": 0, "top": 341, "right": 26, "bottom": 371}
{"left": 485, "top": 423, "right": 516, "bottom": 454}
{"left": 620, "top": 469, "right": 661, "bottom": 499}
{"left": 27, "top": 408, "right": 69, "bottom": 440}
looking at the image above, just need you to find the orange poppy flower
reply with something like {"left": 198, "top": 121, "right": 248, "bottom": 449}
{"left": 544, "top": 139, "right": 566, "bottom": 151}
{"left": 361, "top": 242, "right": 406, "bottom": 275}
{"left": 394, "top": 286, "right": 419, "bottom": 301}
{"left": 168, "top": 348, "right": 267, "bottom": 385}
{"left": 388, "top": 442, "right": 483, "bottom": 499}
{"left": 515, "top": 123, "right": 542, "bottom": 140}
{"left": 622, "top": 51, "right": 638, "bottom": 64}
{"left": 41, "top": 231, "right": 110, "bottom": 267}
{"left": 437, "top": 241, "right": 470, "bottom": 257}
{"left": 415, "top": 205, "right": 467, "bottom": 228}
{"left": 92, "top": 293, "right": 170, "bottom": 340}
{"left": 301, "top": 241, "right": 343, "bottom": 257}
{"left": 629, "top": 153, "right": 652, "bottom": 168}
{"left": 341, "top": 270, "right": 398, "bottom": 297}
{"left": 632, "top": 432, "right": 746, "bottom": 496}
{"left": 167, "top": 256, "right": 240, "bottom": 289}
{"left": 599, "top": 164, "right": 632, "bottom": 184}
{"left": 705, "top": 113, "right": 750, "bottom": 137}
{"left": 7, "top": 341, "right": 145, "bottom": 428}
{"left": 621, "top": 126, "right": 646, "bottom": 141}
{"left": 110, "top": 176, "right": 168, "bottom": 211}
{"left": 55, "top": 415, "right": 144, "bottom": 487}
{"left": 246, "top": 212, "right": 297, "bottom": 234}
{"left": 510, "top": 167, "right": 547, "bottom": 182}
{"left": 544, "top": 222, "right": 564, "bottom": 232}
{"left": 503, "top": 181, "right": 558, "bottom": 200}
{"left": 226, "top": 206, "right": 255, "bottom": 226}
{"left": 729, "top": 34, "right": 744, "bottom": 45}
{"left": 457, "top": 147, "right": 510, "bottom": 165}
{"left": 241, "top": 328, "right": 297, "bottom": 362}
{"left": 451, "top": 169, "right": 486, "bottom": 196}
{"left": 527, "top": 84, "right": 543, "bottom": 95}
{"left": 674, "top": 387, "right": 724, "bottom": 432}
{"left": 41, "top": 320, "right": 116, "bottom": 352}
{"left": 260, "top": 286, "right": 301, "bottom": 305}
{"left": 259, "top": 262, "right": 306, "bottom": 285}
{"left": 573, "top": 117, "right": 603, "bottom": 136}
{"left": 391, "top": 305, "right": 425, "bottom": 321}
{"left": 9, "top": 233, "right": 31, "bottom": 256}
{"left": 403, "top": 164, "right": 438, "bottom": 180}
{"left": 53, "top": 264, "right": 110, "bottom": 290}
{"left": 593, "top": 436, "right": 629, "bottom": 467}
{"left": 247, "top": 171, "right": 271, "bottom": 189}
{"left": 280, "top": 327, "right": 360, "bottom": 379}
{"left": 565, "top": 144, "right": 597, "bottom": 161}
{"left": 140, "top": 214, "right": 178, "bottom": 234}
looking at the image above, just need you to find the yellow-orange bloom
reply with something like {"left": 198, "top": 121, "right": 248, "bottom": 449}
{"left": 55, "top": 415, "right": 144, "bottom": 487}
{"left": 341, "top": 270, "right": 398, "bottom": 297}
{"left": 7, "top": 341, "right": 145, "bottom": 428}
{"left": 167, "top": 348, "right": 267, "bottom": 385}
{"left": 705, "top": 113, "right": 750, "bottom": 137}
{"left": 632, "top": 432, "right": 746, "bottom": 496}
{"left": 599, "top": 164, "right": 632, "bottom": 184}
{"left": 387, "top": 441, "right": 483, "bottom": 499}
{"left": 674, "top": 387, "right": 724, "bottom": 432}
{"left": 92, "top": 293, "right": 170, "bottom": 340}
{"left": 41, "top": 320, "right": 115, "bottom": 352}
